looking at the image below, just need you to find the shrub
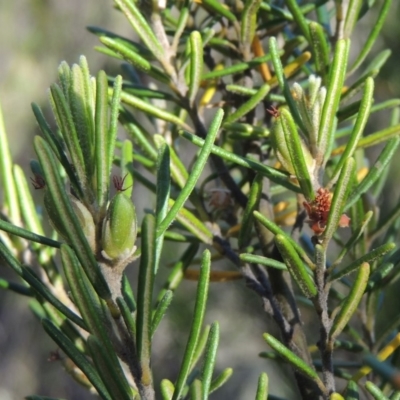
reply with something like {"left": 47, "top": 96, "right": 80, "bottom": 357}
{"left": 1, "top": 0, "right": 399, "bottom": 399}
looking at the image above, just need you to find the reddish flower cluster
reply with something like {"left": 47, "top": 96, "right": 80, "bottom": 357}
{"left": 303, "top": 188, "right": 350, "bottom": 235}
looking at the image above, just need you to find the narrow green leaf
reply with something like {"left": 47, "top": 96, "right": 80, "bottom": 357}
{"left": 99, "top": 37, "right": 169, "bottom": 83}
{"left": 201, "top": 322, "right": 220, "bottom": 399}
{"left": 157, "top": 110, "right": 223, "bottom": 237}
{"left": 42, "top": 318, "right": 112, "bottom": 400}
{"left": 0, "top": 102, "right": 20, "bottom": 224}
{"left": 239, "top": 173, "right": 263, "bottom": 249}
{"left": 172, "top": 250, "right": 211, "bottom": 400}
{"left": 209, "top": 368, "right": 233, "bottom": 394}
{"left": 136, "top": 214, "right": 156, "bottom": 388}
{"left": 152, "top": 141, "right": 171, "bottom": 276}
{"left": 120, "top": 139, "right": 134, "bottom": 198}
{"left": 318, "top": 39, "right": 350, "bottom": 164}
{"left": 107, "top": 75, "right": 123, "bottom": 177}
{"left": 240, "top": 0, "right": 262, "bottom": 53}
{"left": 188, "top": 31, "right": 203, "bottom": 106}
{"left": 34, "top": 136, "right": 110, "bottom": 299}
{"left": 202, "top": 54, "right": 277, "bottom": 80}
{"left": 154, "top": 134, "right": 188, "bottom": 189}
{"left": 365, "top": 380, "right": 390, "bottom": 400}
{"left": 331, "top": 210, "right": 373, "bottom": 268}
{"left": 151, "top": 290, "right": 173, "bottom": 337}
{"left": 86, "top": 335, "right": 133, "bottom": 400}
{"left": 201, "top": 0, "right": 237, "bottom": 22}
{"left": 332, "top": 124, "right": 400, "bottom": 155}
{"left": 23, "top": 266, "right": 88, "bottom": 329}
{"left": 269, "top": 37, "right": 307, "bottom": 134}
{"left": 224, "top": 84, "right": 270, "bottom": 124}
{"left": 366, "top": 261, "right": 394, "bottom": 292}
{"left": 49, "top": 83, "right": 87, "bottom": 188}
{"left": 239, "top": 253, "right": 287, "bottom": 270}
{"left": 346, "top": 137, "right": 400, "bottom": 210}
{"left": 348, "top": 0, "right": 393, "bottom": 74}
{"left": 190, "top": 380, "right": 203, "bottom": 400}
{"left": 31, "top": 103, "right": 82, "bottom": 197}
{"left": 117, "top": 296, "right": 136, "bottom": 338}
{"left": 253, "top": 211, "right": 314, "bottom": 268}
{"left": 95, "top": 70, "right": 110, "bottom": 210}
{"left": 330, "top": 263, "right": 370, "bottom": 340}
{"left": 343, "top": 0, "right": 363, "bottom": 38}
{"left": 180, "top": 130, "right": 301, "bottom": 193}
{"left": 344, "top": 378, "right": 359, "bottom": 400}
{"left": 309, "top": 21, "right": 330, "bottom": 82}
{"left": 156, "top": 243, "right": 199, "bottom": 305}
{"left": 0, "top": 219, "right": 61, "bottom": 248}
{"left": 322, "top": 157, "right": 355, "bottom": 247}
{"left": 113, "top": 0, "right": 165, "bottom": 60}
{"left": 275, "top": 234, "right": 317, "bottom": 299}
{"left": 161, "top": 379, "right": 175, "bottom": 400}
{"left": 284, "top": 0, "right": 310, "bottom": 42}
{"left": 255, "top": 372, "right": 268, "bottom": 400}
{"left": 330, "top": 242, "right": 395, "bottom": 282}
{"left": 331, "top": 78, "right": 374, "bottom": 184}
{"left": 280, "top": 108, "right": 314, "bottom": 200}
{"left": 0, "top": 278, "right": 32, "bottom": 296}
{"left": 60, "top": 244, "right": 116, "bottom": 339}
{"left": 120, "top": 91, "right": 190, "bottom": 130}
{"left": 263, "top": 333, "right": 325, "bottom": 392}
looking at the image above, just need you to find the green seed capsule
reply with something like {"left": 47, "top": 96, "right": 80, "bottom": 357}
{"left": 101, "top": 192, "right": 137, "bottom": 260}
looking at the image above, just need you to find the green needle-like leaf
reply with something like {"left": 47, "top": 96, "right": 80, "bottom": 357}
{"left": 280, "top": 108, "right": 314, "bottom": 200}
{"left": 172, "top": 249, "right": 211, "bottom": 400}
{"left": 348, "top": 0, "right": 393, "bottom": 74}
{"left": 157, "top": 110, "right": 223, "bottom": 237}
{"left": 209, "top": 368, "right": 233, "bottom": 394}
{"left": 255, "top": 372, "right": 268, "bottom": 400}
{"left": 224, "top": 84, "right": 270, "bottom": 124}
{"left": 331, "top": 78, "right": 374, "bottom": 185}
{"left": 318, "top": 39, "right": 349, "bottom": 165}
{"left": 275, "top": 234, "right": 317, "bottom": 299}
{"left": 95, "top": 70, "right": 110, "bottom": 210}
{"left": 0, "top": 219, "right": 61, "bottom": 248}
{"left": 239, "top": 253, "right": 287, "bottom": 270}
{"left": 188, "top": 31, "right": 203, "bottom": 106}
{"left": 322, "top": 157, "right": 355, "bottom": 247}
{"left": 161, "top": 379, "right": 175, "bottom": 400}
{"left": 180, "top": 130, "right": 301, "bottom": 193}
{"left": 120, "top": 91, "right": 190, "bottom": 130}
{"left": 345, "top": 137, "right": 400, "bottom": 210}
{"left": 364, "top": 381, "right": 389, "bottom": 400}
{"left": 263, "top": 333, "right": 325, "bottom": 394}
{"left": 42, "top": 318, "right": 112, "bottom": 400}
{"left": 201, "top": 0, "right": 237, "bottom": 22}
{"left": 330, "top": 242, "right": 395, "bottom": 282}
{"left": 309, "top": 21, "right": 329, "bottom": 82}
{"left": 155, "top": 142, "right": 170, "bottom": 272}
{"left": 34, "top": 136, "right": 110, "bottom": 299}
{"left": 344, "top": 379, "right": 359, "bottom": 399}
{"left": 0, "top": 102, "right": 20, "bottom": 224}
{"left": 113, "top": 0, "right": 165, "bottom": 61}
{"left": 253, "top": 211, "right": 314, "bottom": 268}
{"left": 151, "top": 289, "right": 173, "bottom": 338}
{"left": 284, "top": 0, "right": 310, "bottom": 42}
{"left": 330, "top": 262, "right": 370, "bottom": 340}
{"left": 201, "top": 322, "right": 220, "bottom": 399}
{"left": 240, "top": 0, "right": 262, "bottom": 55}
{"left": 239, "top": 173, "right": 263, "bottom": 249}
{"left": 136, "top": 214, "right": 156, "bottom": 388}
{"left": 86, "top": 335, "right": 133, "bottom": 400}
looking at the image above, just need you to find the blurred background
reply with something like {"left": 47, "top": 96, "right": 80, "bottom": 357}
{"left": 1, "top": 1, "right": 400, "bottom": 399}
